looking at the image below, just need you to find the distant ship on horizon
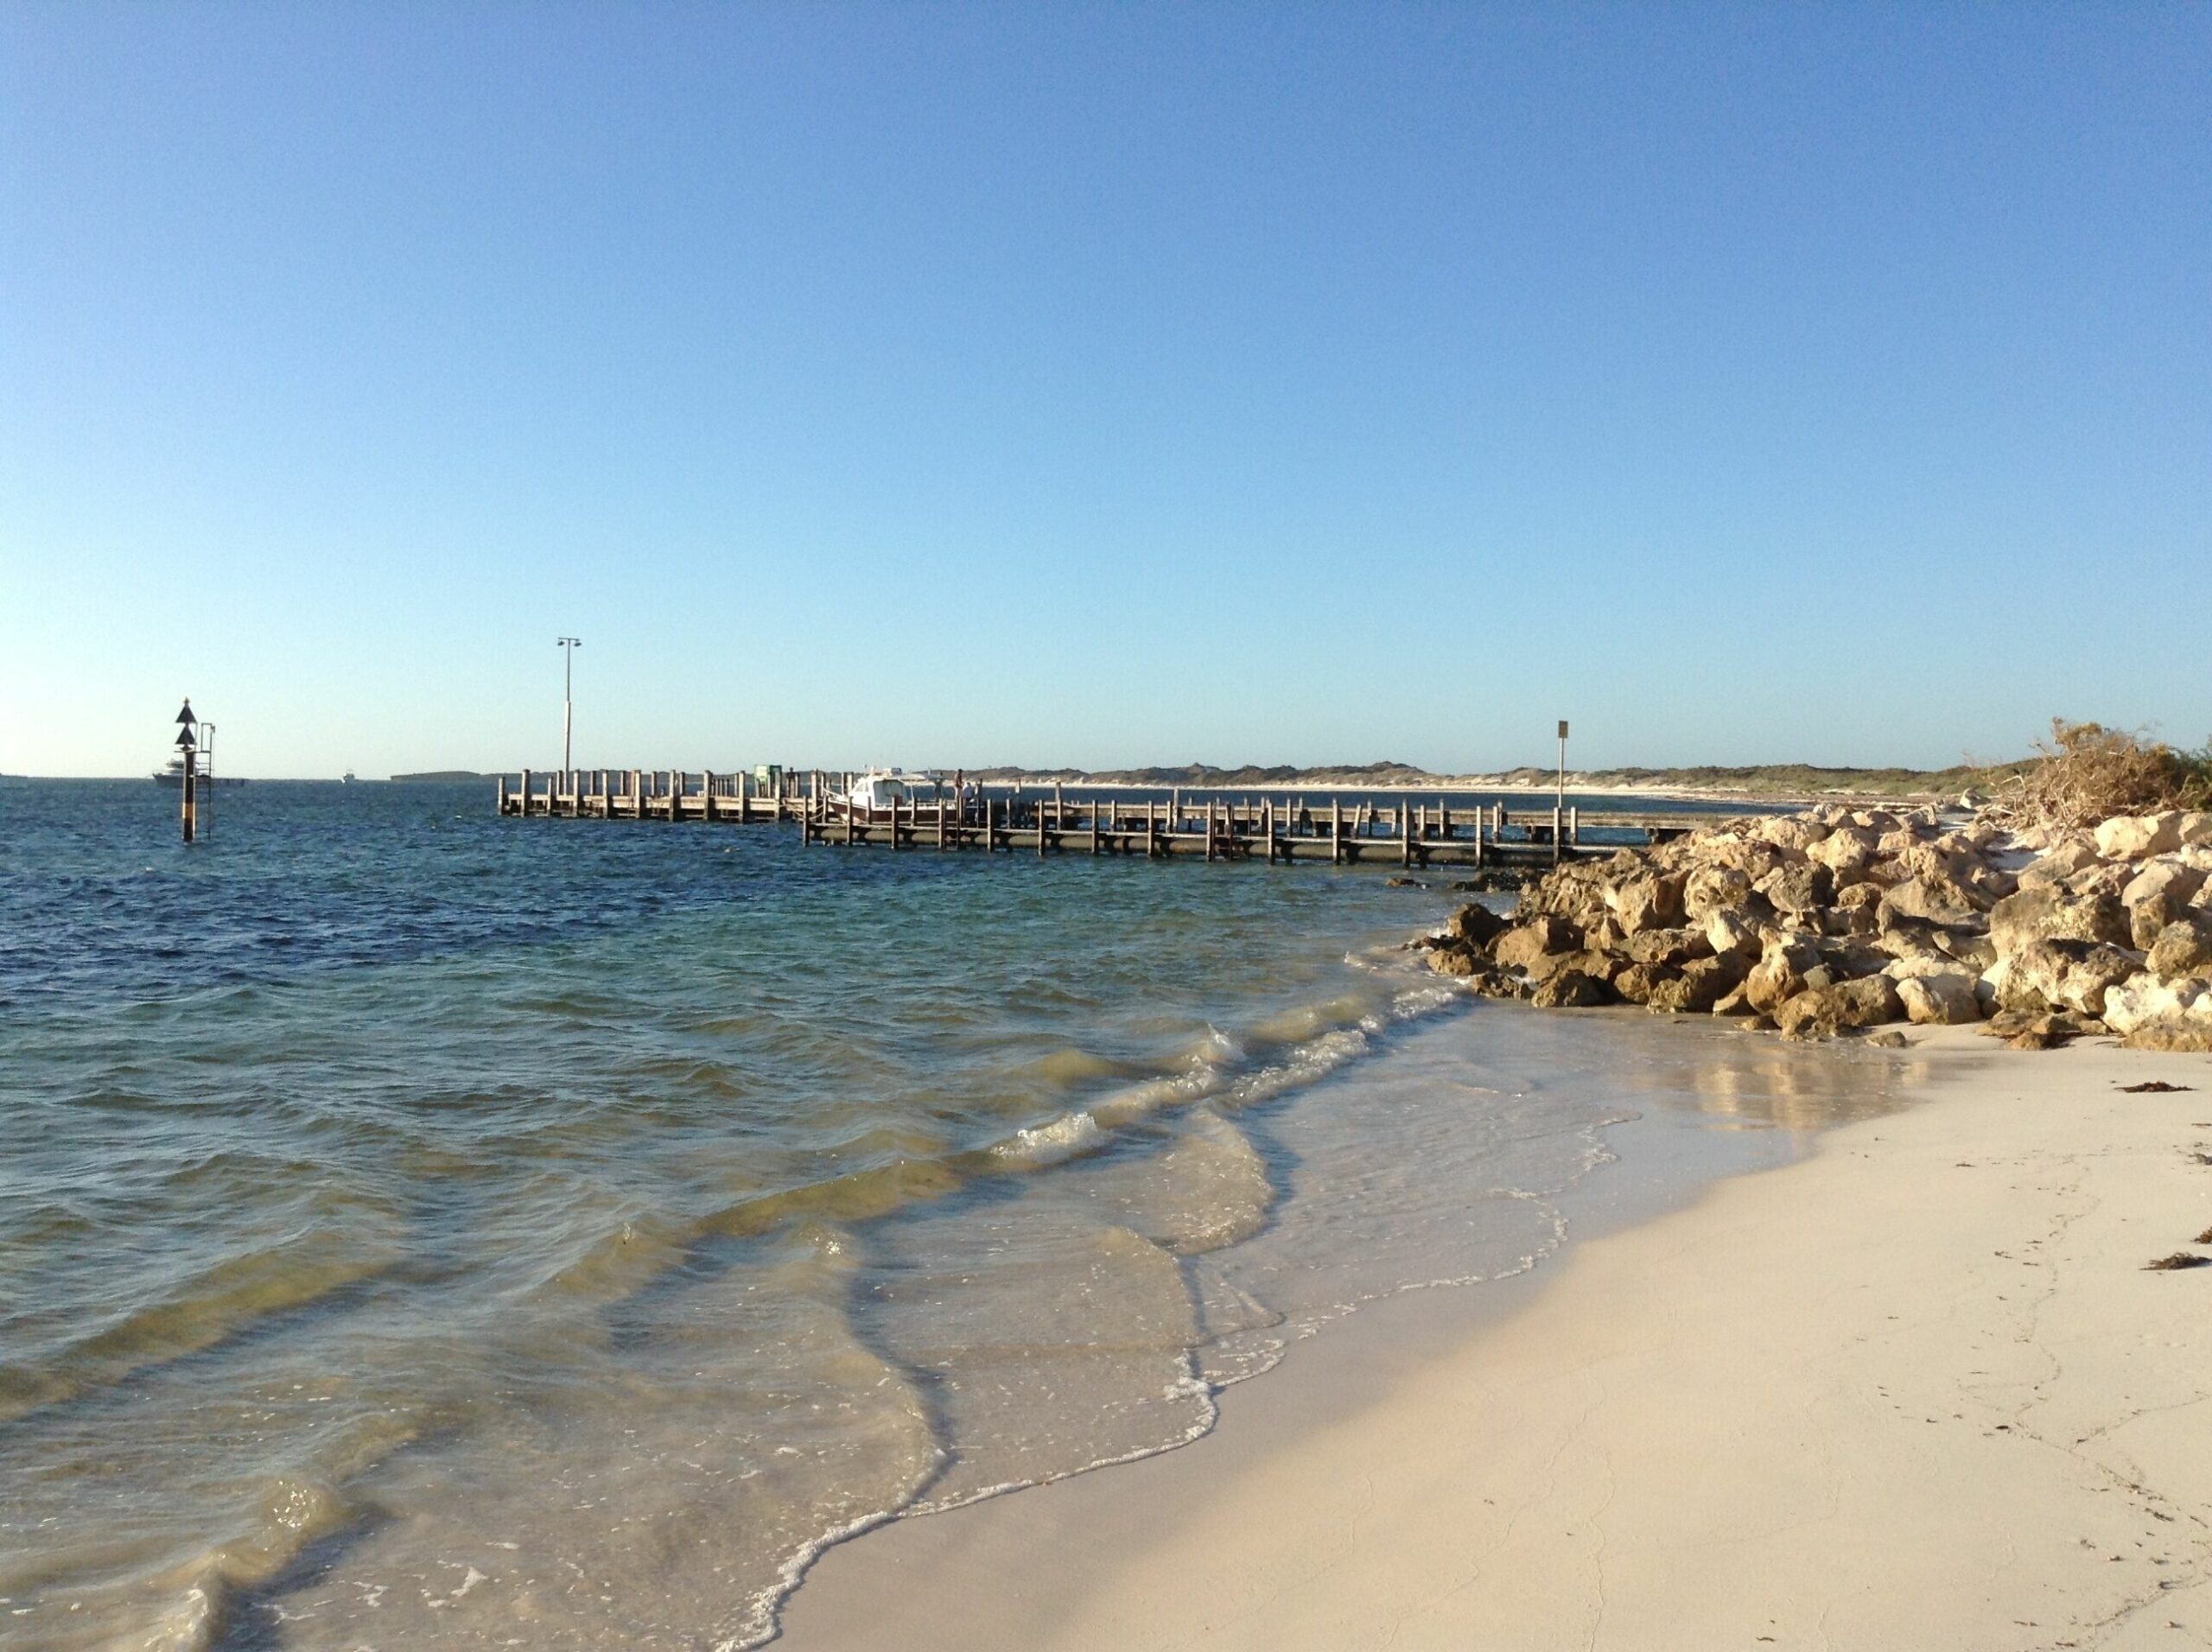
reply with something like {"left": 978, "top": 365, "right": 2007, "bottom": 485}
{"left": 152, "top": 754, "right": 247, "bottom": 788}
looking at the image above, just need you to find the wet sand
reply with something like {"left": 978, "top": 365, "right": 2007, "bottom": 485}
{"left": 782, "top": 1027, "right": 2212, "bottom": 1650}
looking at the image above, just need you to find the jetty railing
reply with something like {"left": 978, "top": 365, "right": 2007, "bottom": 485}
{"left": 497, "top": 770, "right": 1722, "bottom": 866}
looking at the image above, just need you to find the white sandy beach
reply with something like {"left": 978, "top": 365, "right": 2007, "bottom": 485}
{"left": 783, "top": 1026, "right": 2212, "bottom": 1650}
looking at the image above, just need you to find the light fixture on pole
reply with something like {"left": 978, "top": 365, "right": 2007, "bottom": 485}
{"left": 556, "top": 637, "right": 582, "bottom": 780}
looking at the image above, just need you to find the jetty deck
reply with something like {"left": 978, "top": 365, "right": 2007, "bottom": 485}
{"left": 498, "top": 770, "right": 1727, "bottom": 867}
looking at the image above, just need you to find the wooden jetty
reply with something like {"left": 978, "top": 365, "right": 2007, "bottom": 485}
{"left": 498, "top": 770, "right": 1724, "bottom": 867}
{"left": 499, "top": 768, "right": 806, "bottom": 823}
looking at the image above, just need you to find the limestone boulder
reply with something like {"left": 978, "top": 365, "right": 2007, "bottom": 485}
{"left": 2147, "top": 914, "right": 2212, "bottom": 982}
{"left": 1608, "top": 872, "right": 1687, "bottom": 936}
{"left": 2130, "top": 891, "right": 2185, "bottom": 950}
{"left": 1519, "top": 864, "right": 1613, "bottom": 928}
{"left": 1425, "top": 945, "right": 1474, "bottom": 977}
{"left": 1877, "top": 875, "right": 1982, "bottom": 931}
{"left": 1897, "top": 971, "right": 1981, "bottom": 1026}
{"left": 2125, "top": 1021, "right": 2212, "bottom": 1053}
{"left": 2123, "top": 859, "right": 2208, "bottom": 918}
{"left": 2183, "top": 812, "right": 2212, "bottom": 848}
{"left": 1445, "top": 902, "right": 1510, "bottom": 950}
{"left": 1809, "top": 827, "right": 1878, "bottom": 877}
{"left": 1890, "top": 840, "right": 1981, "bottom": 891}
{"left": 1582, "top": 915, "right": 1628, "bottom": 955}
{"left": 1569, "top": 950, "right": 1630, "bottom": 987}
{"left": 1933, "top": 928, "right": 1998, "bottom": 972}
{"left": 1988, "top": 886, "right": 2132, "bottom": 956}
{"left": 1682, "top": 864, "right": 1755, "bottom": 924}
{"left": 1645, "top": 954, "right": 1749, "bottom": 1015}
{"left": 1491, "top": 915, "right": 1583, "bottom": 975}
{"left": 1757, "top": 815, "right": 1829, "bottom": 855}
{"left": 1704, "top": 908, "right": 1763, "bottom": 959}
{"left": 2063, "top": 861, "right": 2133, "bottom": 901}
{"left": 2100, "top": 974, "right": 2206, "bottom": 1038}
{"left": 1624, "top": 926, "right": 1710, "bottom": 968}
{"left": 2037, "top": 835, "right": 2104, "bottom": 878}
{"left": 2123, "top": 857, "right": 2208, "bottom": 905}
{"left": 1881, "top": 951, "right": 1964, "bottom": 981}
{"left": 1824, "top": 880, "right": 1885, "bottom": 937}
{"left": 1611, "top": 962, "right": 1681, "bottom": 1006}
{"left": 2094, "top": 813, "right": 2186, "bottom": 860}
{"left": 1694, "top": 837, "right": 1789, "bottom": 882}
{"left": 1529, "top": 969, "right": 1610, "bottom": 1009}
{"left": 1773, "top": 976, "right": 1904, "bottom": 1039}
{"left": 1958, "top": 861, "right": 2018, "bottom": 905}
{"left": 1755, "top": 862, "right": 1834, "bottom": 918}
{"left": 1985, "top": 1007, "right": 2109, "bottom": 1049}
{"left": 1996, "top": 938, "right": 2141, "bottom": 1019}
{"left": 1744, "top": 937, "right": 1821, "bottom": 1014}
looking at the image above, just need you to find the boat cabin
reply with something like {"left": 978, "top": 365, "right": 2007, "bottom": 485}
{"left": 844, "top": 770, "right": 942, "bottom": 817}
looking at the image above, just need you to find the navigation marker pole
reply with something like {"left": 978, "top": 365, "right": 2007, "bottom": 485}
{"left": 176, "top": 699, "right": 199, "bottom": 843}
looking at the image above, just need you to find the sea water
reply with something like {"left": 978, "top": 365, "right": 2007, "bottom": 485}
{"left": 0, "top": 781, "right": 1910, "bottom": 1649}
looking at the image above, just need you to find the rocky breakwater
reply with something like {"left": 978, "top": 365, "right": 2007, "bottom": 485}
{"left": 1423, "top": 805, "right": 2212, "bottom": 1052}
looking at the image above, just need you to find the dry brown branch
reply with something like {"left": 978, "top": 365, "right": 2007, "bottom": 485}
{"left": 1984, "top": 720, "right": 2212, "bottom": 835}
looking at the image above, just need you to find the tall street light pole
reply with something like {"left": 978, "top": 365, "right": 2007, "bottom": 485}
{"left": 1555, "top": 719, "right": 1570, "bottom": 865}
{"left": 557, "top": 637, "right": 582, "bottom": 778}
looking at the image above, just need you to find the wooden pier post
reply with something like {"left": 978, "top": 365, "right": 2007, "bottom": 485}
{"left": 520, "top": 768, "right": 531, "bottom": 818}
{"left": 497, "top": 774, "right": 508, "bottom": 815}
{"left": 1332, "top": 797, "right": 1344, "bottom": 865}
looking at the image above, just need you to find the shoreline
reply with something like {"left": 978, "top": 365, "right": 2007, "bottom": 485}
{"left": 779, "top": 1026, "right": 2212, "bottom": 1650}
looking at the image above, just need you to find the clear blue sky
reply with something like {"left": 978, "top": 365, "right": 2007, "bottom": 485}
{"left": 3, "top": 3, "right": 2206, "bottom": 778}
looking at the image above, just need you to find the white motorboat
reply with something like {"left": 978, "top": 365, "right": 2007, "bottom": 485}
{"left": 842, "top": 769, "right": 947, "bottom": 820}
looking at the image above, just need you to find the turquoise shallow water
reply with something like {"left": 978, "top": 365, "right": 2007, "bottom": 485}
{"left": 0, "top": 781, "right": 1907, "bottom": 1650}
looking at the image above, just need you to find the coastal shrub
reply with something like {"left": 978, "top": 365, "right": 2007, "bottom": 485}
{"left": 1989, "top": 720, "right": 2212, "bottom": 833}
